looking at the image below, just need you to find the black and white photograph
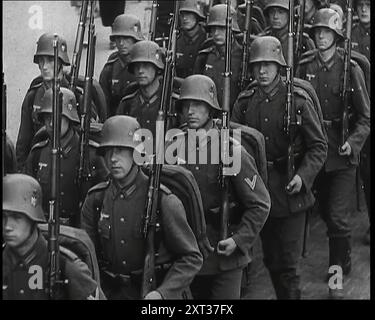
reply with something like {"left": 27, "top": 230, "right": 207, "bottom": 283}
{"left": 2, "top": 0, "right": 370, "bottom": 304}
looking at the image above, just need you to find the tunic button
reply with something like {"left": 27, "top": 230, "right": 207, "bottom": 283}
{"left": 146, "top": 103, "right": 149, "bottom": 107}
{"left": 146, "top": 120, "right": 150, "bottom": 124}
{"left": 122, "top": 261, "right": 126, "bottom": 265}
{"left": 324, "top": 84, "right": 328, "bottom": 88}
{"left": 265, "top": 99, "right": 269, "bottom": 103}
{"left": 120, "top": 240, "right": 125, "bottom": 245}
{"left": 265, "top": 136, "right": 270, "bottom": 141}
{"left": 264, "top": 118, "right": 269, "bottom": 122}
{"left": 195, "top": 166, "right": 199, "bottom": 170}
{"left": 60, "top": 173, "right": 64, "bottom": 177}
{"left": 20, "top": 289, "right": 25, "bottom": 294}
{"left": 61, "top": 192, "right": 64, "bottom": 196}
{"left": 120, "top": 217, "right": 125, "bottom": 222}
{"left": 325, "top": 99, "right": 328, "bottom": 103}
{"left": 120, "top": 194, "right": 124, "bottom": 199}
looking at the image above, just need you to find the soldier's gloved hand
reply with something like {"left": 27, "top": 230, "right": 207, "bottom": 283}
{"left": 286, "top": 174, "right": 303, "bottom": 195}
{"left": 144, "top": 290, "right": 163, "bottom": 300}
{"left": 338, "top": 141, "right": 352, "bottom": 156}
{"left": 217, "top": 237, "right": 237, "bottom": 256}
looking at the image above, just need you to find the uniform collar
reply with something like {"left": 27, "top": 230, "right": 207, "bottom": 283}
{"left": 109, "top": 165, "right": 140, "bottom": 199}
{"left": 359, "top": 22, "right": 370, "bottom": 34}
{"left": 256, "top": 75, "right": 284, "bottom": 101}
{"left": 4, "top": 230, "right": 47, "bottom": 270}
{"left": 182, "top": 25, "right": 204, "bottom": 42}
{"left": 272, "top": 27, "right": 288, "bottom": 42}
{"left": 139, "top": 82, "right": 162, "bottom": 105}
{"left": 118, "top": 53, "right": 131, "bottom": 67}
{"left": 317, "top": 50, "right": 339, "bottom": 71}
{"left": 60, "top": 128, "right": 77, "bottom": 157}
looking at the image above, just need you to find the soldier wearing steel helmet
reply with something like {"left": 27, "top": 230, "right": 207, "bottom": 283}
{"left": 3, "top": 174, "right": 101, "bottom": 300}
{"left": 194, "top": 4, "right": 244, "bottom": 110}
{"left": 296, "top": 8, "right": 370, "bottom": 299}
{"left": 16, "top": 33, "right": 104, "bottom": 172}
{"left": 81, "top": 115, "right": 203, "bottom": 299}
{"left": 168, "top": 75, "right": 271, "bottom": 299}
{"left": 305, "top": 0, "right": 330, "bottom": 25}
{"left": 24, "top": 88, "right": 108, "bottom": 228}
{"left": 99, "top": 14, "right": 145, "bottom": 117}
{"left": 176, "top": 0, "right": 208, "bottom": 78}
{"left": 232, "top": 36, "right": 327, "bottom": 299}
{"left": 116, "top": 40, "right": 179, "bottom": 138}
{"left": 260, "top": 0, "right": 316, "bottom": 66}
{"left": 351, "top": 0, "right": 371, "bottom": 246}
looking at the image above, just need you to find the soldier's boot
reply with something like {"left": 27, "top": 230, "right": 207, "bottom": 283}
{"left": 279, "top": 272, "right": 301, "bottom": 300}
{"left": 336, "top": 237, "right": 351, "bottom": 275}
{"left": 269, "top": 271, "right": 285, "bottom": 299}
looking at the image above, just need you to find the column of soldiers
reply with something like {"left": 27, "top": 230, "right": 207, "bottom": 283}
{"left": 3, "top": 0, "right": 370, "bottom": 300}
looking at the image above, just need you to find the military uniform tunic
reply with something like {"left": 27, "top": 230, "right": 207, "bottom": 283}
{"left": 3, "top": 230, "right": 98, "bottom": 300}
{"left": 194, "top": 40, "right": 243, "bottom": 109}
{"left": 99, "top": 52, "right": 136, "bottom": 117}
{"left": 176, "top": 25, "right": 207, "bottom": 79}
{"left": 25, "top": 128, "right": 108, "bottom": 226}
{"left": 351, "top": 22, "right": 370, "bottom": 61}
{"left": 81, "top": 166, "right": 203, "bottom": 299}
{"left": 296, "top": 49, "right": 370, "bottom": 239}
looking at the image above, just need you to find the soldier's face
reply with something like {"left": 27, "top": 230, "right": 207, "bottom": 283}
{"left": 252, "top": 62, "right": 279, "bottom": 87}
{"left": 38, "top": 56, "right": 62, "bottom": 81}
{"left": 182, "top": 100, "right": 211, "bottom": 129}
{"left": 357, "top": 1, "right": 370, "bottom": 24}
{"left": 114, "top": 36, "right": 136, "bottom": 55}
{"left": 211, "top": 26, "right": 226, "bottom": 46}
{"left": 3, "top": 211, "right": 34, "bottom": 249}
{"left": 42, "top": 114, "right": 70, "bottom": 137}
{"left": 268, "top": 7, "right": 289, "bottom": 30}
{"left": 133, "top": 62, "right": 158, "bottom": 86}
{"left": 180, "top": 12, "right": 198, "bottom": 31}
{"left": 314, "top": 27, "right": 336, "bottom": 51}
{"left": 105, "top": 147, "right": 134, "bottom": 182}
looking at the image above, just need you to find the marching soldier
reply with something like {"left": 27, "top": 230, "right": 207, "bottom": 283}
{"left": 16, "top": 33, "right": 104, "bottom": 171}
{"left": 352, "top": 0, "right": 371, "bottom": 245}
{"left": 117, "top": 40, "right": 178, "bottom": 138}
{"left": 5, "top": 135, "right": 17, "bottom": 175}
{"left": 169, "top": 75, "right": 271, "bottom": 299}
{"left": 194, "top": 4, "right": 243, "bottom": 110}
{"left": 15, "top": 33, "right": 70, "bottom": 171}
{"left": 261, "top": 0, "right": 316, "bottom": 65}
{"left": 296, "top": 8, "right": 370, "bottom": 298}
{"left": 81, "top": 115, "right": 203, "bottom": 299}
{"left": 24, "top": 88, "right": 108, "bottom": 227}
{"left": 232, "top": 36, "right": 328, "bottom": 299}
{"left": 99, "top": 14, "right": 144, "bottom": 117}
{"left": 176, "top": 0, "right": 208, "bottom": 78}
{"left": 3, "top": 174, "right": 101, "bottom": 300}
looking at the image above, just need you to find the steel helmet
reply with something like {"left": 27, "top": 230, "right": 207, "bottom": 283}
{"left": 3, "top": 174, "right": 46, "bottom": 223}
{"left": 128, "top": 40, "right": 165, "bottom": 73}
{"left": 110, "top": 14, "right": 144, "bottom": 42}
{"left": 177, "top": 75, "right": 221, "bottom": 111}
{"left": 310, "top": 8, "right": 344, "bottom": 39}
{"left": 263, "top": 0, "right": 290, "bottom": 14}
{"left": 35, "top": 87, "right": 80, "bottom": 124}
{"left": 179, "top": 0, "right": 206, "bottom": 20}
{"left": 33, "top": 33, "right": 70, "bottom": 66}
{"left": 206, "top": 4, "right": 241, "bottom": 33}
{"left": 99, "top": 116, "right": 143, "bottom": 150}
{"left": 249, "top": 36, "right": 287, "bottom": 66}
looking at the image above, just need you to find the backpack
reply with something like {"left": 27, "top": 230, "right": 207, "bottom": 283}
{"left": 39, "top": 223, "right": 106, "bottom": 299}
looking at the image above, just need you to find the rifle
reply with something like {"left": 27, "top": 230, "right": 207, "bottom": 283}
{"left": 149, "top": 0, "right": 158, "bottom": 41}
{"left": 2, "top": 73, "right": 6, "bottom": 177}
{"left": 77, "top": 0, "right": 96, "bottom": 191}
{"left": 141, "top": 0, "right": 180, "bottom": 299}
{"left": 69, "top": 0, "right": 89, "bottom": 91}
{"left": 219, "top": 0, "right": 232, "bottom": 241}
{"left": 285, "top": 0, "right": 296, "bottom": 185}
{"left": 340, "top": 0, "right": 353, "bottom": 149}
{"left": 239, "top": 0, "right": 253, "bottom": 91}
{"left": 48, "top": 34, "right": 63, "bottom": 299}
{"left": 294, "top": 0, "right": 305, "bottom": 68}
